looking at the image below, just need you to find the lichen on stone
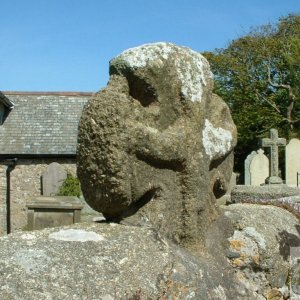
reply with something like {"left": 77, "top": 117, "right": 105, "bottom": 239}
{"left": 48, "top": 229, "right": 105, "bottom": 242}
{"left": 117, "top": 42, "right": 174, "bottom": 68}
{"left": 112, "top": 42, "right": 212, "bottom": 102}
{"left": 21, "top": 233, "right": 36, "bottom": 240}
{"left": 202, "top": 119, "right": 233, "bottom": 160}
{"left": 13, "top": 249, "right": 51, "bottom": 274}
{"left": 243, "top": 226, "right": 266, "bottom": 251}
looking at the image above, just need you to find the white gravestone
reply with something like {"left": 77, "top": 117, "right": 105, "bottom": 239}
{"left": 286, "top": 138, "right": 300, "bottom": 187}
{"left": 249, "top": 149, "right": 269, "bottom": 186}
{"left": 244, "top": 151, "right": 257, "bottom": 185}
{"left": 42, "top": 163, "right": 67, "bottom": 196}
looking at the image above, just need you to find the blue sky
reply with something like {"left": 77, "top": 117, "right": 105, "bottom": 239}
{"left": 1, "top": 0, "right": 299, "bottom": 92}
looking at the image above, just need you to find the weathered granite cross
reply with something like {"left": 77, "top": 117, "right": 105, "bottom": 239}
{"left": 261, "top": 128, "right": 286, "bottom": 184}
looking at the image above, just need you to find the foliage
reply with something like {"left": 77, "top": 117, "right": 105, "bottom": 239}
{"left": 57, "top": 172, "right": 81, "bottom": 197}
{"left": 202, "top": 14, "right": 300, "bottom": 176}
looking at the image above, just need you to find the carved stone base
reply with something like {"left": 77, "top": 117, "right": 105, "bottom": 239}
{"left": 265, "top": 176, "right": 283, "bottom": 185}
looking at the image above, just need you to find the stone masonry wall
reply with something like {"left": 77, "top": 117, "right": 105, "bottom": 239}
{"left": 0, "top": 158, "right": 76, "bottom": 235}
{"left": 0, "top": 165, "right": 6, "bottom": 235}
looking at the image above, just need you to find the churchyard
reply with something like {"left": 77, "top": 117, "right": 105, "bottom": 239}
{"left": 0, "top": 43, "right": 300, "bottom": 299}
{"left": 0, "top": 92, "right": 98, "bottom": 235}
{"left": 245, "top": 129, "right": 300, "bottom": 187}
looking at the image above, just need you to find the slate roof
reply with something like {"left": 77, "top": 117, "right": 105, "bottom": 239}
{"left": 0, "top": 92, "right": 92, "bottom": 156}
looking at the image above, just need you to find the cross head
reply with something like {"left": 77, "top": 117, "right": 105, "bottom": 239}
{"left": 261, "top": 128, "right": 286, "bottom": 179}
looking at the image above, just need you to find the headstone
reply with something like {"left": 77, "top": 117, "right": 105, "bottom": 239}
{"left": 244, "top": 151, "right": 257, "bottom": 185}
{"left": 249, "top": 149, "right": 269, "bottom": 186}
{"left": 261, "top": 129, "right": 286, "bottom": 184}
{"left": 26, "top": 196, "right": 83, "bottom": 230}
{"left": 286, "top": 138, "right": 300, "bottom": 187}
{"left": 42, "top": 163, "right": 67, "bottom": 196}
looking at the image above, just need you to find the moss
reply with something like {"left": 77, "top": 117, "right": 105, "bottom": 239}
{"left": 21, "top": 224, "right": 30, "bottom": 231}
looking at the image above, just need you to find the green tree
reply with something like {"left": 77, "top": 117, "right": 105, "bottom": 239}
{"left": 57, "top": 172, "right": 81, "bottom": 197}
{"left": 203, "top": 14, "right": 300, "bottom": 177}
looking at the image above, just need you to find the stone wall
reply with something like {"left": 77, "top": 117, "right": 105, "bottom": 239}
{"left": 0, "top": 158, "right": 76, "bottom": 235}
{"left": 0, "top": 165, "right": 6, "bottom": 235}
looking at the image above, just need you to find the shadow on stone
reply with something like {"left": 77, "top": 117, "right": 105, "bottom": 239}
{"left": 277, "top": 225, "right": 300, "bottom": 260}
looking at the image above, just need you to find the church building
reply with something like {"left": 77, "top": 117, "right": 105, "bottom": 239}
{"left": 0, "top": 91, "right": 92, "bottom": 234}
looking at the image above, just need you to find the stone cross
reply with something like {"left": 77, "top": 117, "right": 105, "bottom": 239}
{"left": 261, "top": 129, "right": 286, "bottom": 184}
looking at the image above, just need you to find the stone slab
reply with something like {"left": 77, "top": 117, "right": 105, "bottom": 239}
{"left": 26, "top": 196, "right": 83, "bottom": 231}
{"left": 231, "top": 185, "right": 300, "bottom": 203}
{"left": 26, "top": 196, "right": 84, "bottom": 210}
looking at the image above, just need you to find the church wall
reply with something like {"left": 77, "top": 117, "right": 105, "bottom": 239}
{"left": 0, "top": 158, "right": 76, "bottom": 235}
{"left": 0, "top": 165, "right": 6, "bottom": 235}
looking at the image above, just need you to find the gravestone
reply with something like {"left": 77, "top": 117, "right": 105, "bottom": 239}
{"left": 42, "top": 163, "right": 67, "bottom": 196}
{"left": 261, "top": 128, "right": 286, "bottom": 184}
{"left": 249, "top": 149, "right": 269, "bottom": 186}
{"left": 244, "top": 151, "right": 257, "bottom": 185}
{"left": 286, "top": 138, "right": 300, "bottom": 187}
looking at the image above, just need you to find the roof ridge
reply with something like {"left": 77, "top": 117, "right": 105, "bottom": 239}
{"left": 2, "top": 91, "right": 94, "bottom": 96}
